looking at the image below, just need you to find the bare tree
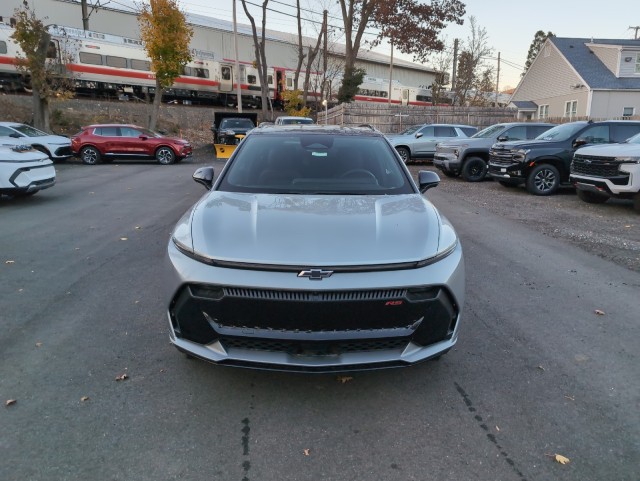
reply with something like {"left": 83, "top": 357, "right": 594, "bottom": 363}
{"left": 241, "top": 0, "right": 271, "bottom": 119}
{"left": 453, "top": 16, "right": 493, "bottom": 105}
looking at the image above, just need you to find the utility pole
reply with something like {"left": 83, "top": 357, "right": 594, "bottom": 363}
{"left": 495, "top": 52, "right": 500, "bottom": 107}
{"left": 629, "top": 26, "right": 640, "bottom": 39}
{"left": 233, "top": 0, "right": 242, "bottom": 113}
{"left": 81, "top": 0, "right": 89, "bottom": 30}
{"left": 451, "top": 38, "right": 458, "bottom": 105}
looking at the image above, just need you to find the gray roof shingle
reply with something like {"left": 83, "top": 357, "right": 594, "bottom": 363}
{"left": 552, "top": 37, "right": 640, "bottom": 90}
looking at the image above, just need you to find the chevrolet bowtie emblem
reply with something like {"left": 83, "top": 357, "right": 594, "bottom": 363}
{"left": 298, "top": 269, "right": 333, "bottom": 280}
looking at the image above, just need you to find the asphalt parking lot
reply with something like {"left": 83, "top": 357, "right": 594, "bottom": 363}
{"left": 1, "top": 150, "right": 638, "bottom": 481}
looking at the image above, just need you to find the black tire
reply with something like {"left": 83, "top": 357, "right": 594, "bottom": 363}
{"left": 461, "top": 156, "right": 487, "bottom": 182}
{"left": 156, "top": 146, "right": 176, "bottom": 165}
{"left": 526, "top": 164, "right": 560, "bottom": 196}
{"left": 80, "top": 146, "right": 101, "bottom": 165}
{"left": 633, "top": 192, "right": 640, "bottom": 213}
{"left": 395, "top": 146, "right": 410, "bottom": 164}
{"left": 441, "top": 168, "right": 458, "bottom": 178}
{"left": 498, "top": 180, "right": 519, "bottom": 188}
{"left": 576, "top": 189, "right": 609, "bottom": 204}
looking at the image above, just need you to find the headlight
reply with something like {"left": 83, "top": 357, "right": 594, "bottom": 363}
{"left": 224, "top": 129, "right": 236, "bottom": 136}
{"left": 614, "top": 156, "right": 640, "bottom": 163}
{"left": 512, "top": 148, "right": 530, "bottom": 161}
{"left": 415, "top": 215, "right": 458, "bottom": 268}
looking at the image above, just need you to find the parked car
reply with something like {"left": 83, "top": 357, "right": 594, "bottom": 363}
{"left": 433, "top": 122, "right": 555, "bottom": 182}
{"left": 488, "top": 120, "right": 640, "bottom": 195}
{"left": 164, "top": 125, "right": 465, "bottom": 372}
{"left": 0, "top": 122, "right": 72, "bottom": 162}
{"left": 570, "top": 131, "right": 640, "bottom": 211}
{"left": 211, "top": 113, "right": 257, "bottom": 144}
{"left": 0, "top": 144, "right": 55, "bottom": 197}
{"left": 274, "top": 116, "right": 314, "bottom": 125}
{"left": 71, "top": 124, "right": 192, "bottom": 165}
{"left": 387, "top": 124, "right": 478, "bottom": 163}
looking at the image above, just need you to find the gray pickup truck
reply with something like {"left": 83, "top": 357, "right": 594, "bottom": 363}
{"left": 433, "top": 122, "right": 554, "bottom": 182}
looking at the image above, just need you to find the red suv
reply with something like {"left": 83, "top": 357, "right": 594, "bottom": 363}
{"left": 71, "top": 124, "right": 192, "bottom": 165}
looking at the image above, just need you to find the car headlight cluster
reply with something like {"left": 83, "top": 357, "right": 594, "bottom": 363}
{"left": 512, "top": 148, "right": 530, "bottom": 161}
{"left": 614, "top": 156, "right": 640, "bottom": 164}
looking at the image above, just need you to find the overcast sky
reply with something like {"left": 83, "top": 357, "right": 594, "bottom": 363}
{"left": 175, "top": 0, "right": 640, "bottom": 90}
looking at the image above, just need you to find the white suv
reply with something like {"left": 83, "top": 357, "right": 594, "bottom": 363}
{"left": 274, "top": 116, "right": 314, "bottom": 125}
{"left": 0, "top": 122, "right": 72, "bottom": 161}
{"left": 0, "top": 144, "right": 56, "bottom": 197}
{"left": 570, "top": 132, "right": 640, "bottom": 211}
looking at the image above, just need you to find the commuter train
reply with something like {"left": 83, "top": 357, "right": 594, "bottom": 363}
{"left": 0, "top": 21, "right": 444, "bottom": 108}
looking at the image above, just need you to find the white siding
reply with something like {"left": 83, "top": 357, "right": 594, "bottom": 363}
{"left": 619, "top": 50, "right": 640, "bottom": 77}
{"left": 590, "top": 91, "right": 640, "bottom": 118}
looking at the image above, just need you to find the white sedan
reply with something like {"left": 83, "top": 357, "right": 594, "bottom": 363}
{"left": 0, "top": 144, "right": 56, "bottom": 197}
{"left": 0, "top": 122, "right": 73, "bottom": 161}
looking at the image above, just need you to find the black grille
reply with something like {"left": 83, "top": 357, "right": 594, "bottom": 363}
{"left": 223, "top": 336, "right": 409, "bottom": 355}
{"left": 54, "top": 146, "right": 73, "bottom": 156}
{"left": 223, "top": 287, "right": 406, "bottom": 301}
{"left": 489, "top": 150, "right": 514, "bottom": 166}
{"left": 572, "top": 155, "right": 623, "bottom": 178}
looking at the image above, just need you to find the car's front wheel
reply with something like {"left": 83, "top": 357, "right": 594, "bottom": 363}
{"left": 526, "top": 164, "right": 560, "bottom": 195}
{"left": 395, "top": 146, "right": 410, "bottom": 164}
{"left": 80, "top": 146, "right": 101, "bottom": 165}
{"left": 461, "top": 156, "right": 487, "bottom": 182}
{"left": 156, "top": 147, "right": 176, "bottom": 165}
{"left": 577, "top": 189, "right": 609, "bottom": 204}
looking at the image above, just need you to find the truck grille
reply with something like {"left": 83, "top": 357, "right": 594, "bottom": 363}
{"left": 571, "top": 154, "right": 622, "bottom": 178}
{"left": 489, "top": 148, "right": 514, "bottom": 166}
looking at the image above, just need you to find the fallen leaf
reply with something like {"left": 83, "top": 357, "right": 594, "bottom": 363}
{"left": 624, "top": 225, "right": 631, "bottom": 228}
{"left": 5, "top": 260, "right": 15, "bottom": 264}
{"left": 75, "top": 247, "right": 80, "bottom": 250}
{"left": 303, "top": 449, "right": 310, "bottom": 456}
{"left": 81, "top": 396, "right": 90, "bottom": 402}
{"left": 336, "top": 376, "right": 353, "bottom": 384}
{"left": 554, "top": 454, "right": 570, "bottom": 465}
{"left": 565, "top": 395, "right": 575, "bottom": 401}
{"left": 135, "top": 226, "right": 141, "bottom": 230}
{"left": 120, "top": 237, "right": 128, "bottom": 241}
{"left": 537, "top": 365, "right": 545, "bottom": 371}
{"left": 495, "top": 426, "right": 500, "bottom": 432}
{"left": 5, "top": 399, "right": 17, "bottom": 406}
{"left": 35, "top": 342, "right": 42, "bottom": 347}
{"left": 595, "top": 309, "right": 605, "bottom": 315}
{"left": 89, "top": 192, "right": 95, "bottom": 194}
{"left": 115, "top": 373, "right": 129, "bottom": 381}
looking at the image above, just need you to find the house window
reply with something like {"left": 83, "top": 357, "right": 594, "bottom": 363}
{"left": 623, "top": 107, "right": 635, "bottom": 118}
{"left": 564, "top": 100, "right": 577, "bottom": 119}
{"left": 538, "top": 104, "right": 549, "bottom": 119}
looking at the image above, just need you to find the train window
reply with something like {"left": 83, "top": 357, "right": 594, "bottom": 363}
{"left": 79, "top": 52, "right": 103, "bottom": 65}
{"left": 0, "top": 41, "right": 7, "bottom": 54}
{"left": 286, "top": 78, "right": 293, "bottom": 88}
{"left": 182, "top": 66, "right": 193, "bottom": 76}
{"left": 131, "top": 59, "right": 151, "bottom": 71}
{"left": 248, "top": 75, "right": 257, "bottom": 84}
{"left": 267, "top": 75, "right": 273, "bottom": 85}
{"left": 194, "top": 68, "right": 208, "bottom": 78}
{"left": 381, "top": 91, "right": 387, "bottom": 98}
{"left": 221, "top": 66, "right": 231, "bottom": 81}
{"left": 106, "top": 56, "right": 127, "bottom": 68}
{"left": 47, "top": 41, "right": 57, "bottom": 59}
{"left": 416, "top": 95, "right": 432, "bottom": 102}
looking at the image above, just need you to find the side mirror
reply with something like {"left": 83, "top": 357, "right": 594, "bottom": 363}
{"left": 415, "top": 132, "right": 423, "bottom": 139}
{"left": 193, "top": 166, "right": 215, "bottom": 190}
{"left": 573, "top": 137, "right": 588, "bottom": 148}
{"left": 497, "top": 135, "right": 508, "bottom": 142}
{"left": 418, "top": 170, "right": 440, "bottom": 193}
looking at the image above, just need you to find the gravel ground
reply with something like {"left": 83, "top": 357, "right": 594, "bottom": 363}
{"left": 405, "top": 162, "right": 640, "bottom": 273}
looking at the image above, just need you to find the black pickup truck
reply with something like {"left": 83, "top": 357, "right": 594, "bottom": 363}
{"left": 488, "top": 120, "right": 640, "bottom": 195}
{"left": 211, "top": 112, "right": 258, "bottom": 145}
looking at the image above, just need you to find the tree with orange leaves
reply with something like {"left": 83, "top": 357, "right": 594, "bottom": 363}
{"left": 138, "top": 0, "right": 193, "bottom": 130}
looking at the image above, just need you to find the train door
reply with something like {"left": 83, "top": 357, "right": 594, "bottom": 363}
{"left": 219, "top": 64, "right": 233, "bottom": 92}
{"left": 401, "top": 88, "right": 410, "bottom": 106}
{"left": 274, "top": 67, "right": 286, "bottom": 107}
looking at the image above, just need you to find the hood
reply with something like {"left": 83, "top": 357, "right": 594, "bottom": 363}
{"left": 0, "top": 145, "right": 51, "bottom": 163}
{"left": 188, "top": 192, "right": 442, "bottom": 266}
{"left": 166, "top": 136, "right": 190, "bottom": 145}
{"left": 438, "top": 137, "right": 490, "bottom": 148}
{"left": 577, "top": 142, "right": 640, "bottom": 157}
{"left": 26, "top": 134, "right": 70, "bottom": 145}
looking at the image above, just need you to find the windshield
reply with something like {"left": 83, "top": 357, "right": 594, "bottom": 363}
{"left": 12, "top": 124, "right": 48, "bottom": 137}
{"left": 626, "top": 132, "right": 640, "bottom": 144}
{"left": 472, "top": 124, "right": 505, "bottom": 139}
{"left": 221, "top": 119, "right": 254, "bottom": 129}
{"left": 218, "top": 132, "right": 414, "bottom": 195}
{"left": 536, "top": 122, "right": 586, "bottom": 141}
{"left": 280, "top": 118, "right": 314, "bottom": 125}
{"left": 399, "top": 125, "right": 421, "bottom": 135}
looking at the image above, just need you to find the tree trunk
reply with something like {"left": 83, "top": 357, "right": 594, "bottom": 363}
{"left": 149, "top": 79, "right": 163, "bottom": 130}
{"left": 31, "top": 91, "right": 49, "bottom": 131}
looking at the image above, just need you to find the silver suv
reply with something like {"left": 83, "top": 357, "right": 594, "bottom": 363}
{"left": 434, "top": 122, "right": 554, "bottom": 182}
{"left": 571, "top": 131, "right": 640, "bottom": 211}
{"left": 387, "top": 124, "right": 477, "bottom": 163}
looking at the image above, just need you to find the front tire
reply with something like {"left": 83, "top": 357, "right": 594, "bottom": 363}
{"left": 526, "top": 164, "right": 560, "bottom": 196}
{"left": 395, "top": 147, "right": 410, "bottom": 164}
{"left": 461, "top": 156, "right": 487, "bottom": 182}
{"left": 633, "top": 192, "right": 640, "bottom": 213}
{"left": 156, "top": 147, "right": 176, "bottom": 165}
{"left": 577, "top": 189, "right": 609, "bottom": 204}
{"left": 80, "top": 146, "right": 101, "bottom": 165}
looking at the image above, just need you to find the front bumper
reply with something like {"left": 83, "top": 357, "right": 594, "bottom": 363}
{"left": 433, "top": 153, "right": 461, "bottom": 171}
{"left": 0, "top": 163, "right": 56, "bottom": 194}
{"left": 164, "top": 241, "right": 465, "bottom": 372}
{"left": 488, "top": 161, "right": 526, "bottom": 182}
